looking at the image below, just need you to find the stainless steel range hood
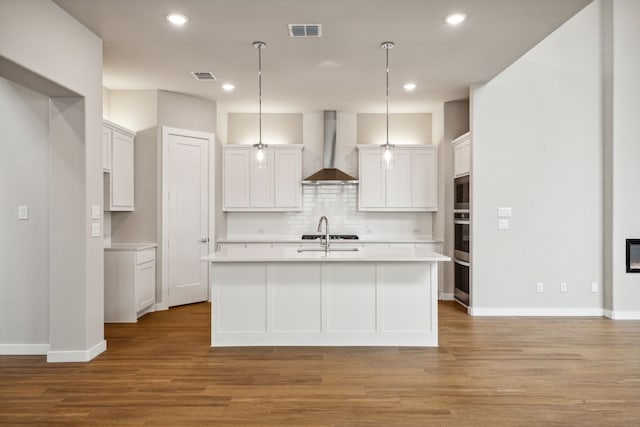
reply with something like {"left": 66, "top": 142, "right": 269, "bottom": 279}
{"left": 302, "top": 111, "right": 358, "bottom": 185}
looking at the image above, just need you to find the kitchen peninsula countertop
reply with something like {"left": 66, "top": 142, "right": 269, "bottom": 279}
{"left": 104, "top": 243, "right": 158, "bottom": 251}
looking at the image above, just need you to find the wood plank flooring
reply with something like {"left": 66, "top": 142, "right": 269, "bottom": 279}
{"left": 2, "top": 301, "right": 640, "bottom": 425}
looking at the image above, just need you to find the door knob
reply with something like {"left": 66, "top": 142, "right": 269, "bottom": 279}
{"left": 199, "top": 237, "right": 209, "bottom": 243}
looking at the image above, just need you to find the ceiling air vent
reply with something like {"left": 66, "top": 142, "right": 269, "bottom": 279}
{"left": 190, "top": 71, "right": 217, "bottom": 81}
{"left": 288, "top": 24, "right": 322, "bottom": 38}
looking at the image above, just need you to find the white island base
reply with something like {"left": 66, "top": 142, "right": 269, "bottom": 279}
{"left": 205, "top": 247, "right": 448, "bottom": 347}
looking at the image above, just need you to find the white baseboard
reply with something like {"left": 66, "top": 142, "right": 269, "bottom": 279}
{"left": 604, "top": 310, "right": 640, "bottom": 320}
{"left": 469, "top": 307, "right": 604, "bottom": 317}
{"left": 47, "top": 340, "right": 107, "bottom": 363}
{"left": 439, "top": 292, "right": 455, "bottom": 301}
{"left": 0, "top": 343, "right": 50, "bottom": 355}
{"left": 154, "top": 302, "right": 169, "bottom": 311}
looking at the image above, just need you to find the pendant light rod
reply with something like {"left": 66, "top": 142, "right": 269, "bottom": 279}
{"left": 253, "top": 41, "right": 266, "bottom": 147}
{"left": 381, "top": 41, "right": 394, "bottom": 147}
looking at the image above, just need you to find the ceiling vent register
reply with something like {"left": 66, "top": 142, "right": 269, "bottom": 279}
{"left": 288, "top": 24, "right": 322, "bottom": 38}
{"left": 190, "top": 71, "right": 217, "bottom": 81}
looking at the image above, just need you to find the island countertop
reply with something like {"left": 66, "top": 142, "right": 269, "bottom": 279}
{"left": 201, "top": 245, "right": 450, "bottom": 263}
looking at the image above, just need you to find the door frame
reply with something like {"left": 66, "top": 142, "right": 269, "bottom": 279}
{"left": 159, "top": 126, "right": 215, "bottom": 310}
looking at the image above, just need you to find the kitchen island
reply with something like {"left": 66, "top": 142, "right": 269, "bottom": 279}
{"left": 202, "top": 246, "right": 449, "bottom": 347}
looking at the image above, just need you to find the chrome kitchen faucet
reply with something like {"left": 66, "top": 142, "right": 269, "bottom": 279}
{"left": 317, "top": 216, "right": 330, "bottom": 253}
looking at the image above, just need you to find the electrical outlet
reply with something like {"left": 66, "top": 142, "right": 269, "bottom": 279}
{"left": 560, "top": 282, "right": 567, "bottom": 293}
{"left": 591, "top": 282, "right": 598, "bottom": 293}
{"left": 498, "top": 219, "right": 509, "bottom": 230}
{"left": 18, "top": 205, "right": 29, "bottom": 220}
{"left": 536, "top": 282, "right": 544, "bottom": 293}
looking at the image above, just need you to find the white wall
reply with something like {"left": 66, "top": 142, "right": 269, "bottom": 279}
{"left": 470, "top": 2, "right": 602, "bottom": 314}
{"left": 109, "top": 90, "right": 158, "bottom": 131}
{"left": 227, "top": 113, "right": 302, "bottom": 145}
{"left": 0, "top": 0, "right": 105, "bottom": 360}
{"left": 0, "top": 78, "right": 50, "bottom": 350}
{"left": 604, "top": 0, "right": 640, "bottom": 317}
{"left": 357, "top": 114, "right": 432, "bottom": 145}
{"left": 158, "top": 90, "right": 217, "bottom": 134}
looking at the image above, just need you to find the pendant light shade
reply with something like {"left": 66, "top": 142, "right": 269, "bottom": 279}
{"left": 381, "top": 41, "right": 395, "bottom": 169}
{"left": 252, "top": 41, "right": 268, "bottom": 169}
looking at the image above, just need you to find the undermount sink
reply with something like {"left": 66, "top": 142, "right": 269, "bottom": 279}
{"left": 297, "top": 247, "right": 359, "bottom": 253}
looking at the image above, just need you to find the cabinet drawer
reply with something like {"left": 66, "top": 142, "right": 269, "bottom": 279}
{"left": 136, "top": 248, "right": 156, "bottom": 265}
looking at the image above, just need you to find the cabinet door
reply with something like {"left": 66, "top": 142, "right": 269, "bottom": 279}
{"left": 386, "top": 150, "right": 412, "bottom": 208}
{"left": 411, "top": 149, "right": 437, "bottom": 210}
{"left": 274, "top": 149, "right": 302, "bottom": 209}
{"left": 454, "top": 139, "right": 470, "bottom": 177}
{"left": 359, "top": 150, "right": 386, "bottom": 209}
{"left": 136, "top": 261, "right": 156, "bottom": 312}
{"left": 111, "top": 131, "right": 134, "bottom": 210}
{"left": 102, "top": 127, "right": 112, "bottom": 172}
{"left": 223, "top": 149, "right": 250, "bottom": 209}
{"left": 249, "top": 150, "right": 275, "bottom": 207}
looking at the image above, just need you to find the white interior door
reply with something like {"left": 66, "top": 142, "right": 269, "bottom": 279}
{"left": 167, "top": 132, "right": 209, "bottom": 307}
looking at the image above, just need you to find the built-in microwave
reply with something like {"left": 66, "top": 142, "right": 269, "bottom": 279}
{"left": 454, "top": 175, "right": 469, "bottom": 210}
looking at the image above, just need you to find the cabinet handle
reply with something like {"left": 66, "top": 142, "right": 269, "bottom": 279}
{"left": 199, "top": 237, "right": 210, "bottom": 243}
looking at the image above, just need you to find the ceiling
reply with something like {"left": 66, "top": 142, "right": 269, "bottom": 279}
{"left": 53, "top": 0, "right": 592, "bottom": 114}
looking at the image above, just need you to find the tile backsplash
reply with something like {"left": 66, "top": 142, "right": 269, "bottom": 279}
{"left": 226, "top": 185, "right": 432, "bottom": 238}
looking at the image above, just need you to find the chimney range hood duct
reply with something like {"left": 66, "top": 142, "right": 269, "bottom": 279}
{"left": 302, "top": 111, "right": 358, "bottom": 185}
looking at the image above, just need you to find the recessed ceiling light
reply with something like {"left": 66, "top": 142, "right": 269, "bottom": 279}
{"left": 166, "top": 13, "right": 188, "bottom": 26}
{"left": 445, "top": 13, "right": 466, "bottom": 25}
{"left": 403, "top": 83, "right": 417, "bottom": 91}
{"left": 222, "top": 83, "right": 235, "bottom": 92}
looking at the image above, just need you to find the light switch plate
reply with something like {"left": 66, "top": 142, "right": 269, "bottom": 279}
{"left": 91, "top": 222, "right": 101, "bottom": 237}
{"left": 91, "top": 204, "right": 101, "bottom": 220}
{"left": 497, "top": 219, "right": 509, "bottom": 230}
{"left": 498, "top": 207, "right": 513, "bottom": 218}
{"left": 18, "top": 205, "right": 29, "bottom": 220}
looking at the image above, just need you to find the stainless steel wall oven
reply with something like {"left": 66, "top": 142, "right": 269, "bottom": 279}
{"left": 454, "top": 175, "right": 469, "bottom": 210}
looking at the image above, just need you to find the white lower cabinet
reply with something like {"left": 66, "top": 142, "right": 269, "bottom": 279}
{"left": 105, "top": 247, "right": 156, "bottom": 322}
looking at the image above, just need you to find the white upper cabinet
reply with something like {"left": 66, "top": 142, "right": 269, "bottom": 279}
{"left": 411, "top": 148, "right": 438, "bottom": 210}
{"left": 358, "top": 149, "right": 386, "bottom": 208}
{"left": 452, "top": 132, "right": 470, "bottom": 178}
{"left": 273, "top": 149, "right": 302, "bottom": 209}
{"left": 103, "top": 120, "right": 135, "bottom": 211}
{"left": 358, "top": 145, "right": 438, "bottom": 212}
{"left": 223, "top": 144, "right": 303, "bottom": 211}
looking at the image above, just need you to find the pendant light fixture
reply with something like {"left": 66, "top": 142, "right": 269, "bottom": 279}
{"left": 253, "top": 41, "right": 267, "bottom": 169}
{"left": 381, "top": 41, "right": 395, "bottom": 169}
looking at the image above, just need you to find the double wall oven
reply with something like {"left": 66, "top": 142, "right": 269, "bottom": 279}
{"left": 454, "top": 175, "right": 470, "bottom": 306}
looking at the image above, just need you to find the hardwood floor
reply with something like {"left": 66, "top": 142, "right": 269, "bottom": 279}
{"left": 2, "top": 301, "right": 640, "bottom": 426}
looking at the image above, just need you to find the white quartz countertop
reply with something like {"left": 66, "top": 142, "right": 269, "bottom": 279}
{"left": 217, "top": 237, "right": 443, "bottom": 245}
{"left": 201, "top": 246, "right": 450, "bottom": 263}
{"left": 104, "top": 243, "right": 158, "bottom": 251}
